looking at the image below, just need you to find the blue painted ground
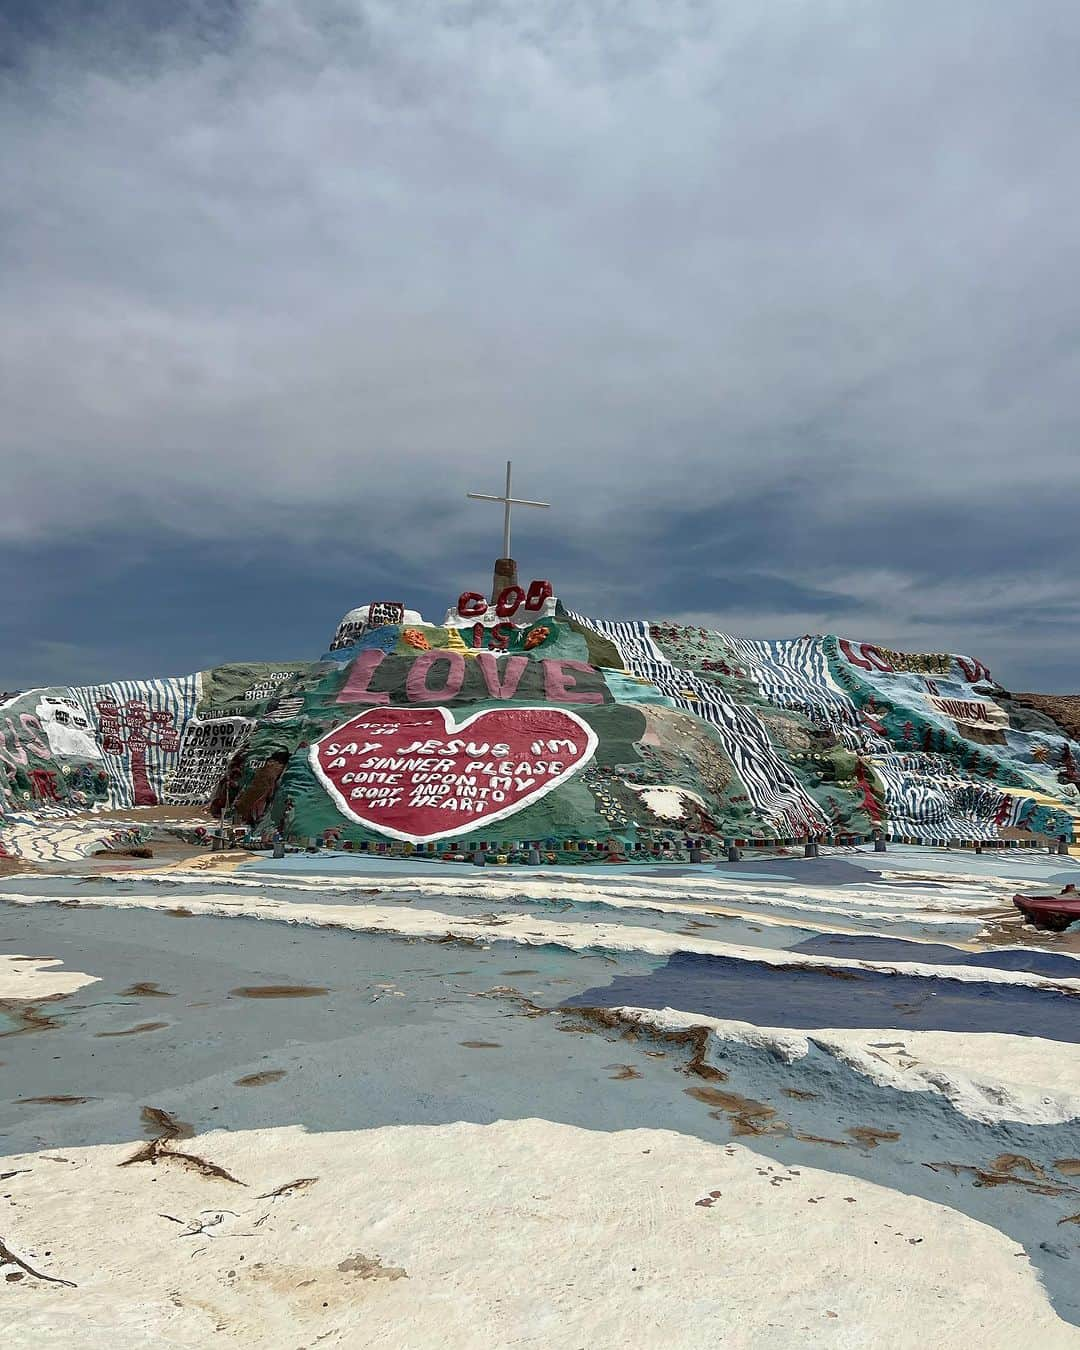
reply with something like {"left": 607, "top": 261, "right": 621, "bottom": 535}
{"left": 564, "top": 950, "right": 1080, "bottom": 1040}
{"left": 792, "top": 932, "right": 1080, "bottom": 980}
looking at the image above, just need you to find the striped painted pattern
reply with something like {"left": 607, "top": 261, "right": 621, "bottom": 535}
{"left": 71, "top": 675, "right": 200, "bottom": 809}
{"left": 715, "top": 635, "right": 896, "bottom": 756}
{"left": 566, "top": 612, "right": 824, "bottom": 832}
{"left": 719, "top": 636, "right": 861, "bottom": 733}
{"left": 264, "top": 696, "right": 305, "bottom": 724}
{"left": 566, "top": 614, "right": 668, "bottom": 665}
{"left": 0, "top": 813, "right": 149, "bottom": 862}
{"left": 870, "top": 752, "right": 1026, "bottom": 841}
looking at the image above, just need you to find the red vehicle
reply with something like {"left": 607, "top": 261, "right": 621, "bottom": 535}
{"left": 1013, "top": 884, "right": 1080, "bottom": 932}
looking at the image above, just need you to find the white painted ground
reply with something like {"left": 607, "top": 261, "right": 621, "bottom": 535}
{"left": 81, "top": 865, "right": 1005, "bottom": 931}
{"left": 2, "top": 1119, "right": 1075, "bottom": 1350}
{"left": 609, "top": 1007, "right": 1080, "bottom": 1127}
{"left": 2, "top": 885, "right": 1073, "bottom": 995}
{"left": 0, "top": 953, "right": 99, "bottom": 1000}
{"left": 159, "top": 863, "right": 1021, "bottom": 932}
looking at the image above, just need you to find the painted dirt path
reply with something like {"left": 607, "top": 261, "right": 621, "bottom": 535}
{"left": 1, "top": 845, "right": 1079, "bottom": 1346}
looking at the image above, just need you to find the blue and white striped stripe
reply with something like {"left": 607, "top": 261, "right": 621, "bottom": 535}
{"left": 870, "top": 752, "right": 1025, "bottom": 841}
{"left": 720, "top": 636, "right": 860, "bottom": 732}
{"left": 566, "top": 614, "right": 667, "bottom": 665}
{"left": 567, "top": 613, "right": 824, "bottom": 832}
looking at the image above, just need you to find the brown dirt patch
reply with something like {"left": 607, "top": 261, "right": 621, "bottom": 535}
{"left": 140, "top": 1105, "right": 193, "bottom": 1140}
{"left": 229, "top": 986, "right": 329, "bottom": 999}
{"left": 847, "top": 1126, "right": 901, "bottom": 1149}
{"left": 120, "top": 1136, "right": 245, "bottom": 1184}
{"left": 0, "top": 857, "right": 37, "bottom": 877}
{"left": 795, "top": 1132, "right": 850, "bottom": 1148}
{"left": 570, "top": 1006, "right": 727, "bottom": 1080}
{"left": 16, "top": 1095, "right": 94, "bottom": 1106}
{"left": 336, "top": 1252, "right": 407, "bottom": 1281}
{"left": 685, "top": 1085, "right": 786, "bottom": 1136}
{"left": 606, "top": 1064, "right": 642, "bottom": 1080}
{"left": 95, "top": 1022, "right": 169, "bottom": 1038}
{"left": 0, "top": 999, "right": 64, "bottom": 1038}
{"left": 477, "top": 987, "right": 551, "bottom": 1018}
{"left": 1010, "top": 693, "right": 1080, "bottom": 741}
{"left": 257, "top": 1177, "right": 317, "bottom": 1199}
{"left": 924, "top": 1155, "right": 1078, "bottom": 1197}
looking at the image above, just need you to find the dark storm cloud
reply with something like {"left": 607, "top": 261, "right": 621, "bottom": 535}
{"left": 1, "top": 0, "right": 1078, "bottom": 687}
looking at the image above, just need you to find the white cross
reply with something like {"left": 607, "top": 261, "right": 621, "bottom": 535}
{"left": 466, "top": 460, "right": 550, "bottom": 559}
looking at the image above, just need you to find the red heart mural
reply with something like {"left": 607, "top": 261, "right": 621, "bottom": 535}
{"left": 309, "top": 705, "right": 599, "bottom": 843}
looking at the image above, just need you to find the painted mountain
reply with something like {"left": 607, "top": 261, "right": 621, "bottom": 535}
{"left": 3, "top": 589, "right": 1078, "bottom": 861}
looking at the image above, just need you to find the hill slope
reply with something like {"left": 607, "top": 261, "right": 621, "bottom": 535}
{"left": 2, "top": 602, "right": 1078, "bottom": 860}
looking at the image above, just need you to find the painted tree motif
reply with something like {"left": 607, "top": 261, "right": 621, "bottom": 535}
{"left": 95, "top": 699, "right": 180, "bottom": 805}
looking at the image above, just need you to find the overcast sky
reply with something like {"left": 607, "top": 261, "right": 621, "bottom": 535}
{"left": 2, "top": 0, "right": 1078, "bottom": 691}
